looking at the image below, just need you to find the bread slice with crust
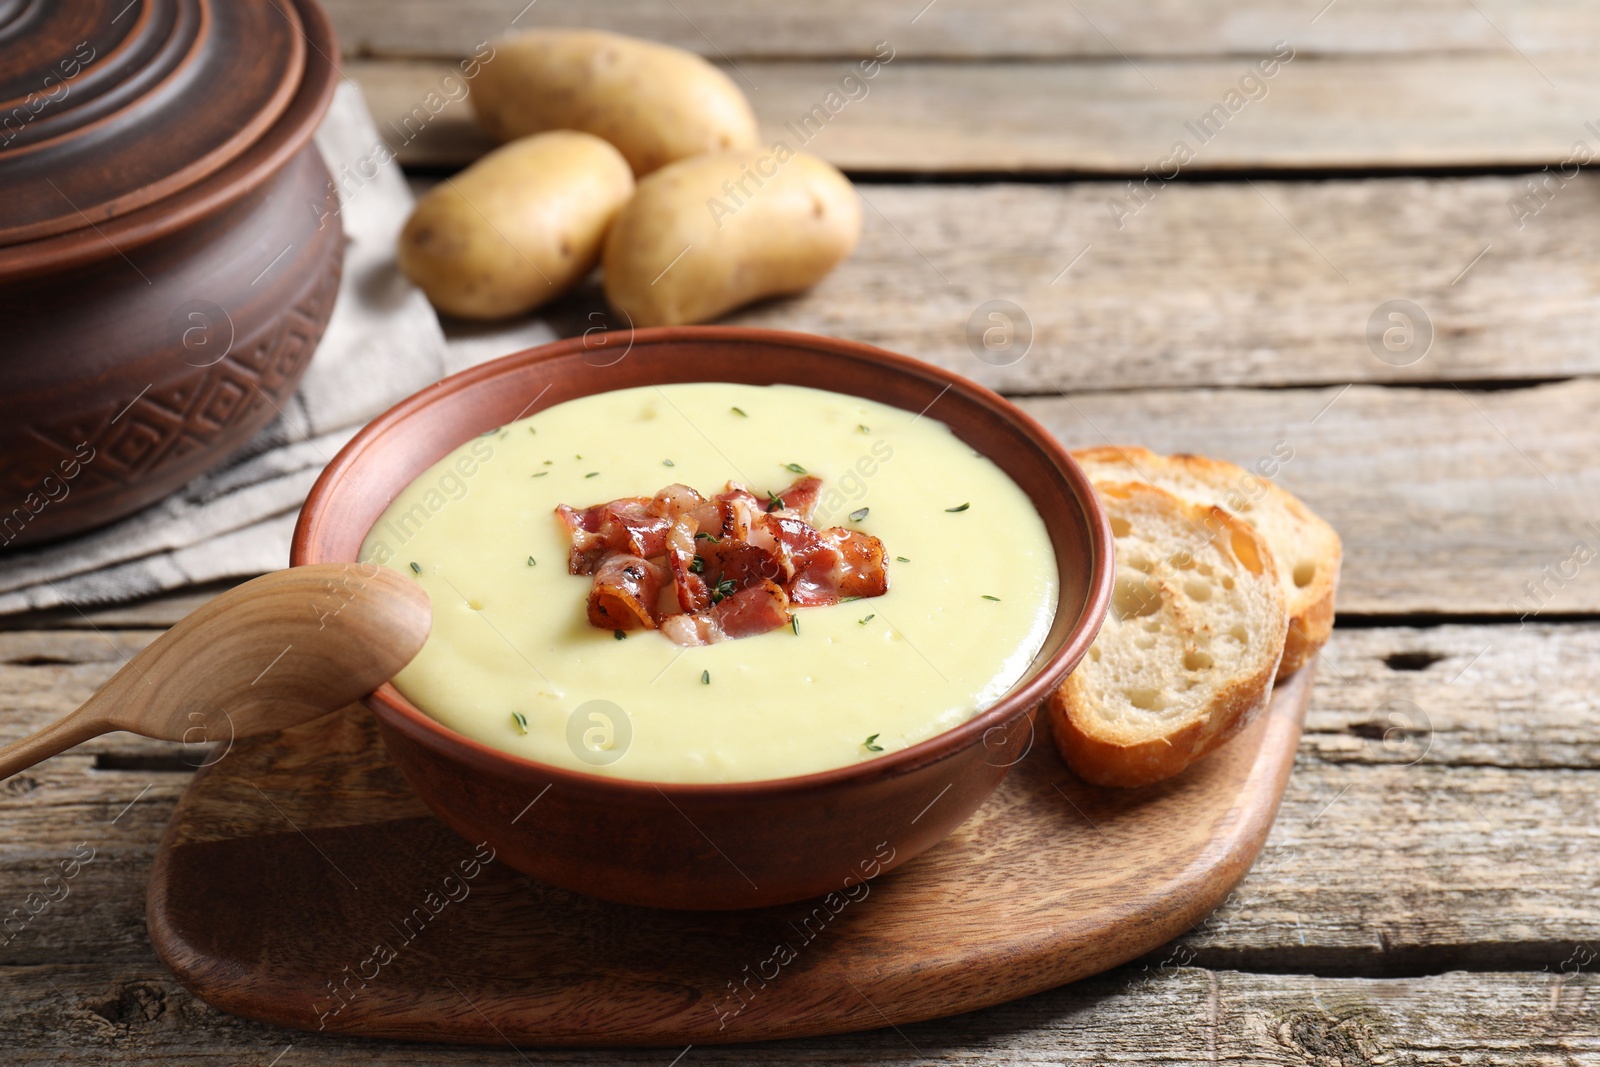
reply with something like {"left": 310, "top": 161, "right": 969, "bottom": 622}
{"left": 1070, "top": 446, "right": 1340, "bottom": 679}
{"left": 1049, "top": 481, "right": 1288, "bottom": 788}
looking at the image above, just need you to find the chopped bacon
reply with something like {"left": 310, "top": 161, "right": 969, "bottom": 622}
{"left": 557, "top": 498, "right": 672, "bottom": 574}
{"left": 769, "top": 475, "right": 822, "bottom": 521}
{"left": 824, "top": 527, "right": 890, "bottom": 600}
{"left": 660, "top": 581, "right": 794, "bottom": 647}
{"left": 715, "top": 580, "right": 793, "bottom": 639}
{"left": 558, "top": 477, "right": 889, "bottom": 642}
{"left": 587, "top": 555, "right": 664, "bottom": 630}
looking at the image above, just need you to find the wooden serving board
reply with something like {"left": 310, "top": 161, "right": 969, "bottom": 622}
{"left": 147, "top": 668, "right": 1315, "bottom": 1046}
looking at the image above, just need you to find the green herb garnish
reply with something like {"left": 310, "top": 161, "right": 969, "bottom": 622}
{"left": 511, "top": 712, "right": 529, "bottom": 735}
{"left": 731, "top": 406, "right": 748, "bottom": 417}
{"left": 849, "top": 507, "right": 869, "bottom": 522}
{"left": 711, "top": 578, "right": 737, "bottom": 603}
{"left": 527, "top": 556, "right": 536, "bottom": 567}
{"left": 981, "top": 595, "right": 1001, "bottom": 602}
{"left": 532, "top": 471, "right": 548, "bottom": 477}
{"left": 689, "top": 555, "right": 704, "bottom": 575}
{"left": 765, "top": 490, "right": 785, "bottom": 512}
{"left": 585, "top": 471, "right": 600, "bottom": 478}
{"left": 695, "top": 531, "right": 721, "bottom": 543}
{"left": 783, "top": 462, "right": 807, "bottom": 474}
{"left": 946, "top": 502, "right": 970, "bottom": 513}
{"left": 663, "top": 459, "right": 675, "bottom": 467}
{"left": 528, "top": 426, "right": 536, "bottom": 434}
{"left": 790, "top": 616, "right": 800, "bottom": 635}
{"left": 543, "top": 459, "right": 552, "bottom": 465}
{"left": 614, "top": 629, "right": 627, "bottom": 640}
{"left": 896, "top": 556, "right": 911, "bottom": 563}
{"left": 860, "top": 614, "right": 875, "bottom": 624}
{"left": 701, "top": 670, "right": 710, "bottom": 685}
{"left": 864, "top": 733, "right": 884, "bottom": 752}
{"left": 858, "top": 424, "right": 870, "bottom": 433}
{"left": 408, "top": 562, "right": 422, "bottom": 575}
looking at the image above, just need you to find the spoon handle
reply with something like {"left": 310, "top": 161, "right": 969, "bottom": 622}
{"left": 0, "top": 707, "right": 116, "bottom": 779}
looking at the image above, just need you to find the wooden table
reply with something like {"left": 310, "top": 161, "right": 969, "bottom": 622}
{"left": 5, "top": 1, "right": 1600, "bottom": 1061}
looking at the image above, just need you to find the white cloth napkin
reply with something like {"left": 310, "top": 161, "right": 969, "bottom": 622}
{"left": 0, "top": 83, "right": 450, "bottom": 614}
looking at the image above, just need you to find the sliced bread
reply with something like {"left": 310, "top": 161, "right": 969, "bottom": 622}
{"left": 1071, "top": 446, "right": 1340, "bottom": 679}
{"left": 1049, "top": 481, "right": 1288, "bottom": 787}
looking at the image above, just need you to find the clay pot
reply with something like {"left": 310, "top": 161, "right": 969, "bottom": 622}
{"left": 0, "top": 0, "right": 342, "bottom": 548}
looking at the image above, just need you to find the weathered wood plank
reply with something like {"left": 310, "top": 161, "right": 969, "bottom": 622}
{"left": 1, "top": 387, "right": 1593, "bottom": 625}
{"left": 410, "top": 177, "right": 1600, "bottom": 394}
{"left": 1020, "top": 381, "right": 1600, "bottom": 617}
{"left": 1, "top": 964, "right": 1595, "bottom": 1063}
{"left": 0, "top": 583, "right": 240, "bottom": 633}
{"left": 2, "top": 625, "right": 1599, "bottom": 975}
{"left": 0, "top": 383, "right": 1594, "bottom": 624}
{"left": 351, "top": 55, "right": 1600, "bottom": 172}
{"left": 6, "top": 624, "right": 1595, "bottom": 766}
{"left": 735, "top": 178, "right": 1600, "bottom": 392}
{"left": 326, "top": 0, "right": 1600, "bottom": 59}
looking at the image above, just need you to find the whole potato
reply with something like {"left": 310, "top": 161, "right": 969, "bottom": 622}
{"left": 471, "top": 30, "right": 757, "bottom": 176}
{"left": 398, "top": 131, "right": 633, "bottom": 320}
{"left": 603, "top": 148, "right": 860, "bottom": 327}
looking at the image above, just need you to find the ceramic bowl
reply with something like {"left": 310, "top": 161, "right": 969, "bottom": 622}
{"left": 293, "top": 327, "right": 1113, "bottom": 910}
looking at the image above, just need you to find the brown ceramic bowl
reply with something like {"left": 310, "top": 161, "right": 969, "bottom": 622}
{"left": 0, "top": 0, "right": 341, "bottom": 548}
{"left": 292, "top": 328, "right": 1113, "bottom": 910}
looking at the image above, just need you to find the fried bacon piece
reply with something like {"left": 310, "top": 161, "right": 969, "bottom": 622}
{"left": 587, "top": 555, "right": 663, "bottom": 630}
{"left": 556, "top": 498, "right": 672, "bottom": 574}
{"left": 558, "top": 477, "right": 888, "bottom": 642}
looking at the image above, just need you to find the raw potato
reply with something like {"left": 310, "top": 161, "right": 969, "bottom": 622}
{"left": 471, "top": 30, "right": 758, "bottom": 176}
{"left": 397, "top": 131, "right": 633, "bottom": 320}
{"left": 603, "top": 149, "right": 861, "bottom": 327}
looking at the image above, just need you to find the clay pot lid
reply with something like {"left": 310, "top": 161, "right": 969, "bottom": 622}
{"left": 0, "top": 0, "right": 308, "bottom": 247}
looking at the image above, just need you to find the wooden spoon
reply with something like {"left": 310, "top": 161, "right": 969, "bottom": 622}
{"left": 0, "top": 563, "right": 430, "bottom": 780}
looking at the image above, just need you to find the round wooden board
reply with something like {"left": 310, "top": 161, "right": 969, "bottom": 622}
{"left": 146, "top": 667, "right": 1314, "bottom": 1046}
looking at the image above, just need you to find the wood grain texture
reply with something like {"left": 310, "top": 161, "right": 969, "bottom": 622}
{"left": 415, "top": 177, "right": 1600, "bottom": 393}
{"left": 0, "top": 565, "right": 429, "bottom": 782}
{"left": 3, "top": 623, "right": 1599, "bottom": 978}
{"left": 324, "top": 0, "right": 1600, "bottom": 58}
{"left": 141, "top": 670, "right": 1312, "bottom": 1043}
{"left": 3, "top": 963, "right": 1595, "bottom": 1065}
{"left": 351, "top": 55, "right": 1600, "bottom": 172}
{"left": 0, "top": 581, "right": 241, "bottom": 632}
{"left": 1018, "top": 380, "right": 1600, "bottom": 617}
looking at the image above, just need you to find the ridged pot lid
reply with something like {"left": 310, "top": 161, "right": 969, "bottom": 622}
{"left": 0, "top": 0, "right": 306, "bottom": 247}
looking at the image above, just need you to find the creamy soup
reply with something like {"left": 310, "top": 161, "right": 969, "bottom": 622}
{"left": 360, "top": 382, "right": 1057, "bottom": 783}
